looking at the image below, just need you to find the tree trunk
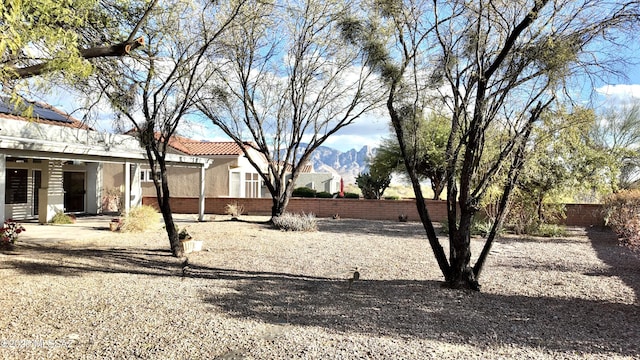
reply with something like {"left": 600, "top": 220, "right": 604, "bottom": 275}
{"left": 159, "top": 200, "right": 183, "bottom": 257}
{"left": 158, "top": 168, "right": 184, "bottom": 257}
{"left": 448, "top": 211, "right": 480, "bottom": 290}
{"left": 432, "top": 177, "right": 445, "bottom": 200}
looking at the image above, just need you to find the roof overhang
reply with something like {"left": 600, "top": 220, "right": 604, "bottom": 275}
{"left": 0, "top": 118, "right": 212, "bottom": 168}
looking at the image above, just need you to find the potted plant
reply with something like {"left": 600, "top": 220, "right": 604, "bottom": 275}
{"left": 178, "top": 227, "right": 195, "bottom": 253}
{"left": 0, "top": 219, "right": 26, "bottom": 250}
{"left": 109, "top": 218, "right": 122, "bottom": 231}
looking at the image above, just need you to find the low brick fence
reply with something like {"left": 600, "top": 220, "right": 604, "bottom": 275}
{"left": 142, "top": 196, "right": 605, "bottom": 226}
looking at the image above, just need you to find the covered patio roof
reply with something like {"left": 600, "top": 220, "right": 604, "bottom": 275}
{"left": 1, "top": 116, "right": 212, "bottom": 223}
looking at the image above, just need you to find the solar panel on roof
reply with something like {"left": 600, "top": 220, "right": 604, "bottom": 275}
{"left": 0, "top": 98, "right": 73, "bottom": 124}
{"left": 31, "top": 103, "right": 73, "bottom": 123}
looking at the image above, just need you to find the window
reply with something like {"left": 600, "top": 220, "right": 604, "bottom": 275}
{"left": 230, "top": 172, "right": 241, "bottom": 197}
{"left": 245, "top": 173, "right": 261, "bottom": 198}
{"left": 229, "top": 171, "right": 261, "bottom": 198}
{"left": 5, "top": 169, "right": 28, "bottom": 204}
{"left": 140, "top": 170, "right": 160, "bottom": 183}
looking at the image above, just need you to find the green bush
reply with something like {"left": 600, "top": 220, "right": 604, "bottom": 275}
{"left": 384, "top": 195, "right": 400, "bottom": 200}
{"left": 120, "top": 205, "right": 161, "bottom": 233}
{"left": 440, "top": 217, "right": 502, "bottom": 237}
{"left": 344, "top": 192, "right": 359, "bottom": 199}
{"left": 50, "top": 211, "right": 74, "bottom": 224}
{"left": 292, "top": 187, "right": 317, "bottom": 198}
{"left": 316, "top": 191, "right": 333, "bottom": 198}
{"left": 272, "top": 212, "right": 318, "bottom": 232}
{"left": 531, "top": 223, "right": 567, "bottom": 237}
{"left": 603, "top": 190, "right": 640, "bottom": 250}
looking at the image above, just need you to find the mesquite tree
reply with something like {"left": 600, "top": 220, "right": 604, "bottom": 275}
{"left": 197, "top": 0, "right": 384, "bottom": 218}
{"left": 343, "top": 0, "right": 640, "bottom": 289}
{"left": 1, "top": 0, "right": 153, "bottom": 85}
{"left": 91, "top": 0, "right": 245, "bottom": 256}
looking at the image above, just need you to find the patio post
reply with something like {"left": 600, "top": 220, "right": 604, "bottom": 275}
{"left": 0, "top": 154, "right": 5, "bottom": 223}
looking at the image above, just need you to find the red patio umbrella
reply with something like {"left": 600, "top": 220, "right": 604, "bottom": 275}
{"left": 339, "top": 177, "right": 344, "bottom": 197}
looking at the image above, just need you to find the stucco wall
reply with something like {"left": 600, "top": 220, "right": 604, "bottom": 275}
{"left": 134, "top": 157, "right": 238, "bottom": 197}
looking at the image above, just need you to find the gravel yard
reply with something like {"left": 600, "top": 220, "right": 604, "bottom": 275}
{"left": 1, "top": 215, "right": 638, "bottom": 359}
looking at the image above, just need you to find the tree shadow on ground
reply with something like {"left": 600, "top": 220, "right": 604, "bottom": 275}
{"left": 1, "top": 243, "right": 182, "bottom": 277}
{"left": 317, "top": 219, "right": 432, "bottom": 239}
{"left": 3, "top": 232, "right": 639, "bottom": 357}
{"left": 587, "top": 226, "right": 640, "bottom": 301}
{"left": 200, "top": 268, "right": 639, "bottom": 357}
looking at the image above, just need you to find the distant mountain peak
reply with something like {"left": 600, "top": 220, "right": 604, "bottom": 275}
{"left": 305, "top": 144, "right": 376, "bottom": 184}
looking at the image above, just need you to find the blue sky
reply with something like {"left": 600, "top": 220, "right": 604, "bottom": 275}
{"left": 40, "top": 40, "right": 640, "bottom": 154}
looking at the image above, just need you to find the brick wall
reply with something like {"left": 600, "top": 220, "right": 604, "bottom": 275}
{"left": 142, "top": 196, "right": 605, "bottom": 226}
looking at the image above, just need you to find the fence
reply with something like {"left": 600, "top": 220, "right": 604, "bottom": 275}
{"left": 142, "top": 196, "right": 605, "bottom": 227}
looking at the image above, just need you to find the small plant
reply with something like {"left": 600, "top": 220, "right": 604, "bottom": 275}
{"left": 1, "top": 219, "right": 26, "bottom": 247}
{"left": 50, "top": 210, "right": 74, "bottom": 224}
{"left": 178, "top": 227, "right": 192, "bottom": 240}
{"left": 225, "top": 201, "right": 245, "bottom": 219}
{"left": 344, "top": 192, "right": 359, "bottom": 199}
{"left": 272, "top": 212, "right": 318, "bottom": 232}
{"left": 440, "top": 217, "right": 501, "bottom": 237}
{"left": 119, "top": 205, "right": 160, "bottom": 233}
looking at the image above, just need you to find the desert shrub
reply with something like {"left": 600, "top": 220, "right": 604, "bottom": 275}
{"left": 531, "top": 223, "right": 567, "bottom": 237}
{"left": 356, "top": 171, "right": 391, "bottom": 199}
{"left": 272, "top": 212, "right": 318, "bottom": 232}
{"left": 50, "top": 211, "right": 74, "bottom": 224}
{"left": 384, "top": 195, "right": 400, "bottom": 200}
{"left": 603, "top": 190, "right": 640, "bottom": 249}
{"left": 344, "top": 192, "right": 359, "bottom": 199}
{"left": 292, "top": 187, "right": 317, "bottom": 198}
{"left": 504, "top": 191, "right": 566, "bottom": 235}
{"left": 225, "top": 202, "right": 245, "bottom": 218}
{"left": 316, "top": 191, "right": 333, "bottom": 198}
{"left": 120, "top": 205, "right": 160, "bottom": 233}
{"left": 102, "top": 187, "right": 123, "bottom": 213}
{"left": 440, "top": 217, "right": 502, "bottom": 237}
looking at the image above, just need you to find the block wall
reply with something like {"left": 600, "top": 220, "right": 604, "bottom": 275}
{"left": 142, "top": 197, "right": 605, "bottom": 226}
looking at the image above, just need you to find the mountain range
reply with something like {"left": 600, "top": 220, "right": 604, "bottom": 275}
{"left": 300, "top": 144, "right": 377, "bottom": 183}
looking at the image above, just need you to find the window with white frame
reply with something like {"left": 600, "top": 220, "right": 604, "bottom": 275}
{"left": 140, "top": 169, "right": 160, "bottom": 183}
{"left": 245, "top": 173, "right": 261, "bottom": 198}
{"left": 230, "top": 172, "right": 241, "bottom": 197}
{"left": 229, "top": 171, "right": 261, "bottom": 198}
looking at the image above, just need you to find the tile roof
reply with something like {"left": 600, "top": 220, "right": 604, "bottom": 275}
{"left": 167, "top": 135, "right": 247, "bottom": 156}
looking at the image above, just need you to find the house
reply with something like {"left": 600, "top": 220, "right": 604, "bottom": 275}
{"left": 108, "top": 134, "right": 340, "bottom": 200}
{"left": 104, "top": 134, "right": 270, "bottom": 199}
{"left": 0, "top": 99, "right": 211, "bottom": 223}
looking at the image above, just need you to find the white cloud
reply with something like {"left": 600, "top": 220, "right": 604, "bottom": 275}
{"left": 595, "top": 84, "right": 640, "bottom": 99}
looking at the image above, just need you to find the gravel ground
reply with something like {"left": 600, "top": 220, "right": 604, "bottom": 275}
{"left": 1, "top": 216, "right": 638, "bottom": 359}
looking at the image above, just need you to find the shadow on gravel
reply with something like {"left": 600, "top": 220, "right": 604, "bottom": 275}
{"left": 2, "top": 244, "right": 181, "bottom": 277}
{"left": 317, "top": 219, "right": 432, "bottom": 239}
{"left": 201, "top": 269, "right": 640, "bottom": 357}
{"left": 587, "top": 226, "right": 640, "bottom": 302}
{"left": 4, "top": 228, "right": 639, "bottom": 358}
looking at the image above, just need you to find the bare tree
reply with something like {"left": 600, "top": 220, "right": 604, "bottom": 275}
{"left": 91, "top": 0, "right": 245, "bottom": 256}
{"left": 197, "top": 0, "right": 384, "bottom": 218}
{"left": 343, "top": 0, "right": 640, "bottom": 289}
